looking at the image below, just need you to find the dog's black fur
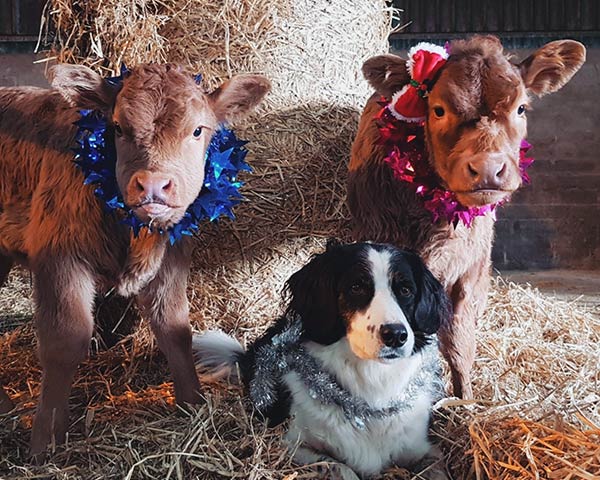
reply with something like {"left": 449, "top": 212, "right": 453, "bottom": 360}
{"left": 237, "top": 240, "right": 451, "bottom": 425}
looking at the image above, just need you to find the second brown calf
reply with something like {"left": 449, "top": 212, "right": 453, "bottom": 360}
{"left": 348, "top": 36, "right": 585, "bottom": 398}
{"left": 0, "top": 64, "right": 269, "bottom": 455}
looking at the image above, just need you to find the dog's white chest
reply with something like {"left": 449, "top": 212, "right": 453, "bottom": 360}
{"left": 282, "top": 346, "right": 433, "bottom": 477}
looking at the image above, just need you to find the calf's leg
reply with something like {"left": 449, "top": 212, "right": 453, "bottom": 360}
{"left": 0, "top": 254, "right": 16, "bottom": 413}
{"left": 438, "top": 258, "right": 490, "bottom": 399}
{"left": 0, "top": 254, "right": 12, "bottom": 287}
{"left": 0, "top": 388, "right": 13, "bottom": 414}
{"left": 30, "top": 259, "right": 95, "bottom": 455}
{"left": 136, "top": 242, "right": 201, "bottom": 405}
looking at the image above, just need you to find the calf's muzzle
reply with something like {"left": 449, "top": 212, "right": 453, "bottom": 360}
{"left": 129, "top": 171, "right": 175, "bottom": 204}
{"left": 465, "top": 152, "right": 508, "bottom": 191}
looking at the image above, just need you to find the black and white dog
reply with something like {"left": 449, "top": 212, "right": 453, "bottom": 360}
{"left": 194, "top": 240, "right": 451, "bottom": 479}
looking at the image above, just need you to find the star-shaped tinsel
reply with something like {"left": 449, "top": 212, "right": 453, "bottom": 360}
{"left": 73, "top": 67, "right": 251, "bottom": 244}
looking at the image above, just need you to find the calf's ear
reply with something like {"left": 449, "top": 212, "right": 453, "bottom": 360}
{"left": 48, "top": 64, "right": 119, "bottom": 112}
{"left": 362, "top": 54, "right": 410, "bottom": 99}
{"left": 210, "top": 74, "right": 271, "bottom": 122}
{"left": 519, "top": 40, "right": 586, "bottom": 97}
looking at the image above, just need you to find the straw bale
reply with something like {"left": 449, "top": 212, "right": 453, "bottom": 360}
{"left": 432, "top": 277, "right": 600, "bottom": 479}
{"left": 2, "top": 278, "right": 598, "bottom": 479}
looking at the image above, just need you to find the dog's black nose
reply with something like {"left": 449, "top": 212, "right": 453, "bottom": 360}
{"left": 380, "top": 324, "right": 408, "bottom": 348}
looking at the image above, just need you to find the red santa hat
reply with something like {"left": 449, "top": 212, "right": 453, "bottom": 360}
{"left": 389, "top": 42, "right": 449, "bottom": 123}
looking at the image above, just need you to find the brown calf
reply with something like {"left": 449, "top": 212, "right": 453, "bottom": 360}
{"left": 348, "top": 36, "right": 585, "bottom": 398}
{"left": 0, "top": 64, "right": 269, "bottom": 454}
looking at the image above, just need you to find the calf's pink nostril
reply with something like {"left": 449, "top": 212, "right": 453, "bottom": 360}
{"left": 467, "top": 163, "right": 479, "bottom": 178}
{"left": 131, "top": 172, "right": 174, "bottom": 203}
{"left": 133, "top": 176, "right": 144, "bottom": 193}
{"left": 465, "top": 152, "right": 508, "bottom": 189}
{"left": 495, "top": 163, "right": 506, "bottom": 178}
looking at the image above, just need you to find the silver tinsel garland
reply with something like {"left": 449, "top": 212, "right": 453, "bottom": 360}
{"left": 249, "top": 313, "right": 443, "bottom": 429}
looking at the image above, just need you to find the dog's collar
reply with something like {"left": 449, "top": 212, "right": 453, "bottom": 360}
{"left": 73, "top": 67, "right": 251, "bottom": 245}
{"left": 250, "top": 314, "right": 443, "bottom": 429}
{"left": 376, "top": 104, "right": 534, "bottom": 228}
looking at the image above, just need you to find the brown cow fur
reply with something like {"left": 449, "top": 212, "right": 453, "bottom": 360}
{"left": 0, "top": 64, "right": 269, "bottom": 455}
{"left": 348, "top": 36, "right": 585, "bottom": 399}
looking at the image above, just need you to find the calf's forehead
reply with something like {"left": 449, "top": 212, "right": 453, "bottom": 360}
{"left": 433, "top": 55, "right": 526, "bottom": 118}
{"left": 115, "top": 68, "right": 213, "bottom": 142}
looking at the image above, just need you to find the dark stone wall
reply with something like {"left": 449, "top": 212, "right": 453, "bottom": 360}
{"left": 493, "top": 47, "right": 599, "bottom": 269}
{"left": 0, "top": 51, "right": 48, "bottom": 87}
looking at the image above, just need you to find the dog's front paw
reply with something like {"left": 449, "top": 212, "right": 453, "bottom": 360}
{"left": 316, "top": 461, "right": 361, "bottom": 480}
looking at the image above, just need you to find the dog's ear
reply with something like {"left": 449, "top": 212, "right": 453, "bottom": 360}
{"left": 406, "top": 252, "right": 451, "bottom": 334}
{"left": 285, "top": 246, "right": 345, "bottom": 345}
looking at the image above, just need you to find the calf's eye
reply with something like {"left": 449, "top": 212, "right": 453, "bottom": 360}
{"left": 113, "top": 121, "right": 123, "bottom": 137}
{"left": 433, "top": 106, "right": 445, "bottom": 118}
{"left": 517, "top": 104, "right": 526, "bottom": 115}
{"left": 193, "top": 126, "right": 203, "bottom": 138}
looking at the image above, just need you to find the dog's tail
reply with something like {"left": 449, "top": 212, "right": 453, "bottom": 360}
{"left": 192, "top": 330, "right": 245, "bottom": 381}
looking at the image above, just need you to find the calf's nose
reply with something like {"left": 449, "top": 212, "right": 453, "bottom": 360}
{"left": 466, "top": 152, "right": 507, "bottom": 189}
{"left": 380, "top": 323, "right": 408, "bottom": 348}
{"left": 130, "top": 171, "right": 174, "bottom": 203}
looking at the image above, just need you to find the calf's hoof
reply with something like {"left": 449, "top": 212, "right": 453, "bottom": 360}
{"left": 29, "top": 450, "right": 50, "bottom": 466}
{"left": 455, "top": 382, "right": 473, "bottom": 400}
{"left": 451, "top": 374, "right": 474, "bottom": 400}
{"left": 29, "top": 408, "right": 68, "bottom": 458}
{"left": 411, "top": 445, "right": 450, "bottom": 480}
{"left": 174, "top": 375, "right": 203, "bottom": 406}
{"left": 175, "top": 388, "right": 203, "bottom": 409}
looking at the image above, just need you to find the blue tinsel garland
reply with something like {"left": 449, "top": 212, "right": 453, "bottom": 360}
{"left": 72, "top": 69, "right": 251, "bottom": 245}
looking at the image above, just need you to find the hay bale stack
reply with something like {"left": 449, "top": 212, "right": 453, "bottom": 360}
{"left": 43, "top": 0, "right": 170, "bottom": 69}
{"left": 45, "top": 0, "right": 391, "bottom": 103}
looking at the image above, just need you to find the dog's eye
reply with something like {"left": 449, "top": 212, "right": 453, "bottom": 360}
{"left": 350, "top": 283, "right": 365, "bottom": 295}
{"left": 398, "top": 286, "right": 412, "bottom": 297}
{"left": 193, "top": 126, "right": 203, "bottom": 138}
{"left": 517, "top": 104, "right": 526, "bottom": 115}
{"left": 113, "top": 121, "right": 123, "bottom": 137}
